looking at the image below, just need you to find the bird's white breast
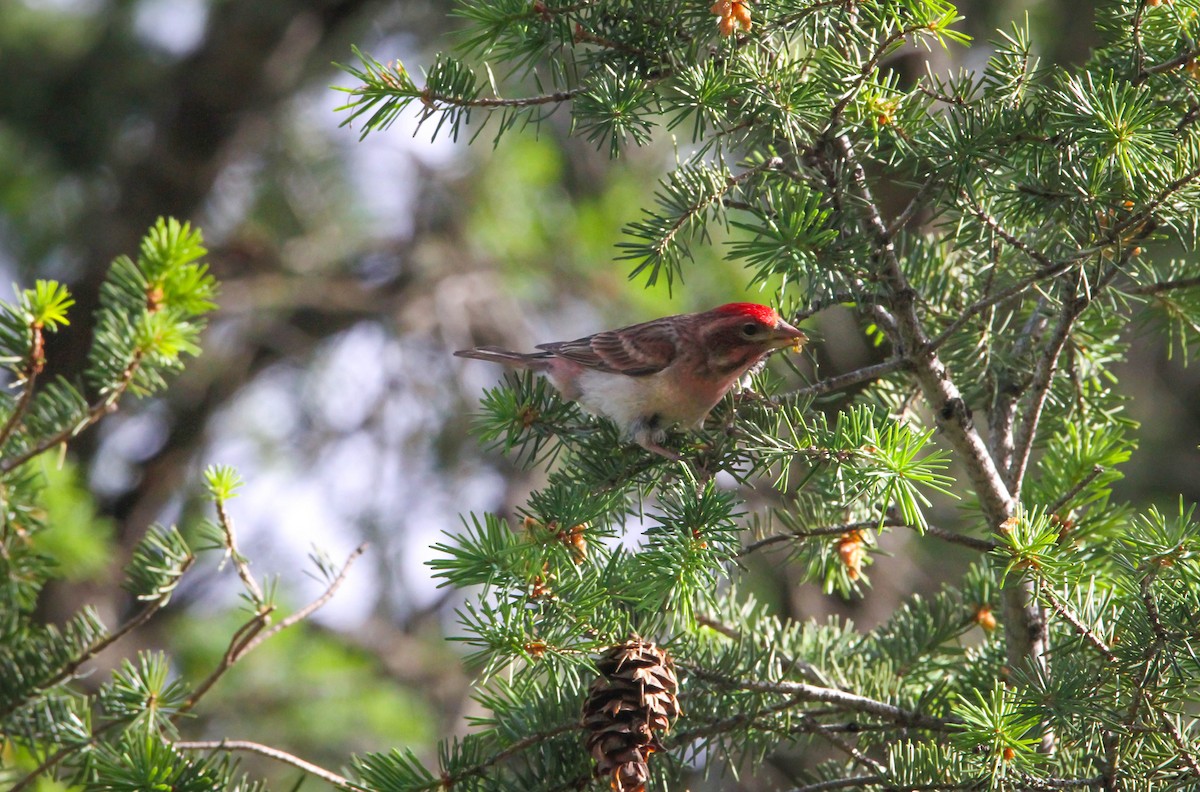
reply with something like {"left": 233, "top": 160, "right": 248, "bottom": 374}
{"left": 574, "top": 367, "right": 715, "bottom": 437}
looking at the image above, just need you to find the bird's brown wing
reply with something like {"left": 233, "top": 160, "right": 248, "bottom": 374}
{"left": 537, "top": 319, "right": 678, "bottom": 376}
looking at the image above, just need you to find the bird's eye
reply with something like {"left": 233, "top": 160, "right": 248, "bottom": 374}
{"left": 741, "top": 322, "right": 761, "bottom": 337}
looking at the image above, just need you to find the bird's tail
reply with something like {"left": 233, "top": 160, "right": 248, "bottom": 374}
{"left": 454, "top": 346, "right": 551, "bottom": 370}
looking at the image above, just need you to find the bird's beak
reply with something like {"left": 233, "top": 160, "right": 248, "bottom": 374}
{"left": 771, "top": 321, "right": 807, "bottom": 352}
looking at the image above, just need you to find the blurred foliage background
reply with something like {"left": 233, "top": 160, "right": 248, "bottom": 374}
{"left": 4, "top": 0, "right": 1199, "bottom": 788}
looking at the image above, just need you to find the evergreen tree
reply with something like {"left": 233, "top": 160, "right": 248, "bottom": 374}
{"left": 337, "top": 0, "right": 1200, "bottom": 789}
{"left": 7, "top": 1, "right": 1200, "bottom": 791}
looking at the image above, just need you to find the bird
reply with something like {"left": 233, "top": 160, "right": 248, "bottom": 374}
{"left": 454, "top": 303, "right": 807, "bottom": 459}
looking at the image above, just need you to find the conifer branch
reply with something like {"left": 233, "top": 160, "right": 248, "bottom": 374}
{"left": 214, "top": 497, "right": 265, "bottom": 607}
{"left": 1007, "top": 287, "right": 1085, "bottom": 494}
{"left": 790, "top": 777, "right": 883, "bottom": 792}
{"left": 1134, "top": 46, "right": 1200, "bottom": 86}
{"left": 175, "top": 740, "right": 358, "bottom": 789}
{"left": 740, "top": 518, "right": 995, "bottom": 556}
{"left": 1010, "top": 261, "right": 1124, "bottom": 494}
{"left": 421, "top": 87, "right": 586, "bottom": 110}
{"left": 1045, "top": 465, "right": 1105, "bottom": 516}
{"left": 1129, "top": 274, "right": 1200, "bottom": 294}
{"left": 179, "top": 543, "right": 366, "bottom": 715}
{"left": 696, "top": 613, "right": 829, "bottom": 685}
{"left": 830, "top": 24, "right": 936, "bottom": 120}
{"left": 0, "top": 325, "right": 44, "bottom": 453}
{"left": 237, "top": 543, "right": 367, "bottom": 656}
{"left": 1160, "top": 713, "right": 1200, "bottom": 779}
{"left": 789, "top": 357, "right": 911, "bottom": 399}
{"left": 0, "top": 349, "right": 143, "bottom": 475}
{"left": 0, "top": 557, "right": 192, "bottom": 724}
{"left": 1038, "top": 586, "right": 1116, "bottom": 664}
{"left": 825, "top": 134, "right": 1041, "bottom": 672}
{"left": 691, "top": 668, "right": 952, "bottom": 730}
{"left": 8, "top": 722, "right": 121, "bottom": 792}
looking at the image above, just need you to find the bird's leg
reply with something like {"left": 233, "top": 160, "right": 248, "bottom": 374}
{"left": 632, "top": 415, "right": 681, "bottom": 461}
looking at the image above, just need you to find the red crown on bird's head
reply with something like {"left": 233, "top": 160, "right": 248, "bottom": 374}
{"left": 713, "top": 302, "right": 779, "bottom": 325}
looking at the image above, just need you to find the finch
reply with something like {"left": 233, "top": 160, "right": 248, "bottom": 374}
{"left": 455, "top": 303, "right": 806, "bottom": 459}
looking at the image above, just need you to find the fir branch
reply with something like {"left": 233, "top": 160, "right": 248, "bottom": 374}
{"left": 1038, "top": 586, "right": 1116, "bottom": 664}
{"left": 961, "top": 193, "right": 1055, "bottom": 268}
{"left": 696, "top": 613, "right": 828, "bottom": 686}
{"left": 1007, "top": 287, "right": 1087, "bottom": 495}
{"left": 236, "top": 542, "right": 367, "bottom": 656}
{"left": 830, "top": 23, "right": 938, "bottom": 121}
{"left": 175, "top": 740, "right": 358, "bottom": 789}
{"left": 180, "top": 543, "right": 367, "bottom": 715}
{"left": 1115, "top": 161, "right": 1200, "bottom": 240}
{"left": 790, "top": 777, "right": 883, "bottom": 792}
{"left": 178, "top": 606, "right": 273, "bottom": 717}
{"left": 441, "top": 722, "right": 581, "bottom": 790}
{"left": 0, "top": 325, "right": 43, "bottom": 452}
{"left": 1009, "top": 261, "right": 1123, "bottom": 495}
{"left": 690, "top": 668, "right": 952, "bottom": 730}
{"left": 0, "top": 557, "right": 192, "bottom": 723}
{"left": 792, "top": 713, "right": 887, "bottom": 775}
{"left": 1160, "top": 713, "right": 1200, "bottom": 780}
{"left": 8, "top": 721, "right": 120, "bottom": 792}
{"left": 675, "top": 694, "right": 885, "bottom": 773}
{"left": 214, "top": 497, "right": 265, "bottom": 607}
{"left": 1129, "top": 274, "right": 1200, "bottom": 295}
{"left": 825, "top": 133, "right": 1046, "bottom": 697}
{"left": 1045, "top": 465, "right": 1105, "bottom": 516}
{"left": 789, "top": 357, "right": 911, "bottom": 399}
{"left": 0, "top": 349, "right": 143, "bottom": 475}
{"left": 423, "top": 87, "right": 586, "bottom": 110}
{"left": 739, "top": 518, "right": 885, "bottom": 555}
{"left": 1133, "top": 45, "right": 1200, "bottom": 86}
{"left": 741, "top": 518, "right": 994, "bottom": 555}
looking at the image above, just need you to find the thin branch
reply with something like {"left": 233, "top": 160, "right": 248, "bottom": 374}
{"left": 793, "top": 713, "right": 887, "bottom": 775}
{"left": 0, "top": 350, "right": 143, "bottom": 475}
{"left": 1046, "top": 465, "right": 1105, "bottom": 516}
{"left": 989, "top": 296, "right": 1048, "bottom": 474}
{"left": 215, "top": 497, "right": 265, "bottom": 607}
{"left": 830, "top": 23, "right": 931, "bottom": 120}
{"left": 0, "top": 324, "right": 44, "bottom": 452}
{"left": 920, "top": 523, "right": 998, "bottom": 552}
{"left": 885, "top": 177, "right": 939, "bottom": 237}
{"left": 418, "top": 87, "right": 586, "bottom": 111}
{"left": 1140, "top": 567, "right": 1169, "bottom": 646}
{"left": 672, "top": 694, "right": 885, "bottom": 774}
{"left": 789, "top": 357, "right": 911, "bottom": 399}
{"left": 1039, "top": 586, "right": 1117, "bottom": 664}
{"left": 696, "top": 613, "right": 828, "bottom": 686}
{"left": 180, "top": 543, "right": 367, "bottom": 715}
{"left": 1160, "top": 713, "right": 1200, "bottom": 779}
{"left": 179, "top": 608, "right": 273, "bottom": 716}
{"left": 1134, "top": 46, "right": 1200, "bottom": 85}
{"left": 690, "top": 668, "right": 953, "bottom": 730}
{"left": 175, "top": 740, "right": 358, "bottom": 789}
{"left": 439, "top": 722, "right": 581, "bottom": 788}
{"left": 237, "top": 542, "right": 367, "bottom": 656}
{"left": 740, "top": 518, "right": 995, "bottom": 556}
{"left": 8, "top": 721, "right": 120, "bottom": 792}
{"left": 739, "top": 519, "right": 885, "bottom": 555}
{"left": 1007, "top": 286, "right": 1087, "bottom": 494}
{"left": 791, "top": 778, "right": 883, "bottom": 792}
{"left": 1129, "top": 274, "right": 1200, "bottom": 295}
{"left": 965, "top": 194, "right": 1055, "bottom": 268}
{"left": 1009, "top": 261, "right": 1123, "bottom": 495}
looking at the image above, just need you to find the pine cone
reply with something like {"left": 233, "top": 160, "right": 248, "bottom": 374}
{"left": 582, "top": 639, "right": 680, "bottom": 792}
